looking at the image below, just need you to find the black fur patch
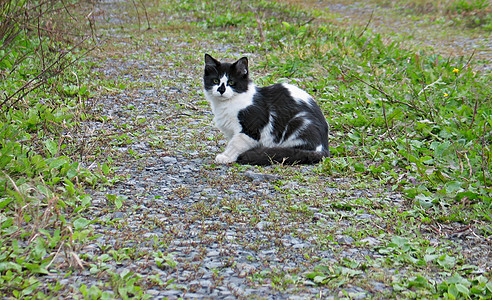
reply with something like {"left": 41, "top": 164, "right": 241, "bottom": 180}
{"left": 204, "top": 54, "right": 250, "bottom": 94}
{"left": 238, "top": 84, "right": 329, "bottom": 150}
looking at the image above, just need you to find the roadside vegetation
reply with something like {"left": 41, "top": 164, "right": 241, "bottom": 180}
{"left": 0, "top": 0, "right": 110, "bottom": 297}
{"left": 376, "top": 0, "right": 491, "bottom": 30}
{"left": 1, "top": 0, "right": 490, "bottom": 298}
{"left": 293, "top": 0, "right": 492, "bottom": 31}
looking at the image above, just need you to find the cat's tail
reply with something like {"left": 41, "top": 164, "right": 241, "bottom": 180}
{"left": 236, "top": 147, "right": 329, "bottom": 166}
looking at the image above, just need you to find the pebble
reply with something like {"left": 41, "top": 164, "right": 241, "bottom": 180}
{"left": 338, "top": 287, "right": 368, "bottom": 300}
{"left": 113, "top": 212, "right": 125, "bottom": 219}
{"left": 255, "top": 221, "right": 273, "bottom": 231}
{"left": 206, "top": 250, "right": 220, "bottom": 257}
{"left": 244, "top": 171, "right": 280, "bottom": 182}
{"left": 336, "top": 235, "right": 355, "bottom": 244}
{"left": 360, "top": 237, "right": 381, "bottom": 246}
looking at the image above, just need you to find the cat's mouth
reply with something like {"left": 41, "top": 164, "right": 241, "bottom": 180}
{"left": 216, "top": 94, "right": 231, "bottom": 100}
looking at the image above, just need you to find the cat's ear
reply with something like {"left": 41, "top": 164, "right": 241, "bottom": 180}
{"left": 234, "top": 57, "right": 249, "bottom": 77}
{"left": 205, "top": 54, "right": 220, "bottom": 67}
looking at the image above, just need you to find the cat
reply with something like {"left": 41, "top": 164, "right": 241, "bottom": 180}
{"left": 203, "top": 53, "right": 330, "bottom": 165}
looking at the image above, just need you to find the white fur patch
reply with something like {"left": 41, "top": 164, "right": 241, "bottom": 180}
{"left": 259, "top": 112, "right": 309, "bottom": 149}
{"left": 316, "top": 144, "right": 323, "bottom": 152}
{"left": 282, "top": 83, "right": 313, "bottom": 105}
{"left": 259, "top": 114, "right": 275, "bottom": 147}
{"left": 204, "top": 83, "right": 256, "bottom": 140}
{"left": 216, "top": 133, "right": 258, "bottom": 164}
{"left": 279, "top": 118, "right": 309, "bottom": 148}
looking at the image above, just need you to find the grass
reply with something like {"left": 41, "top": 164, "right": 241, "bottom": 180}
{"left": 1, "top": 0, "right": 491, "bottom": 298}
{"left": 0, "top": 0, "right": 114, "bottom": 297}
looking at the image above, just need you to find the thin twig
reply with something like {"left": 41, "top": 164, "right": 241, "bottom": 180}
{"left": 357, "top": 10, "right": 374, "bottom": 39}
{"left": 60, "top": 0, "right": 77, "bottom": 21}
{"left": 381, "top": 101, "right": 397, "bottom": 145}
{"left": 464, "top": 49, "right": 476, "bottom": 70}
{"left": 37, "top": 8, "right": 46, "bottom": 71}
{"left": 347, "top": 70, "right": 427, "bottom": 115}
{"left": 300, "top": 17, "right": 315, "bottom": 27}
{"left": 255, "top": 9, "right": 265, "bottom": 43}
{"left": 418, "top": 76, "right": 443, "bottom": 96}
{"left": 131, "top": 0, "right": 142, "bottom": 31}
{"left": 468, "top": 98, "right": 479, "bottom": 129}
{"left": 0, "top": 38, "right": 95, "bottom": 111}
{"left": 138, "top": 0, "right": 151, "bottom": 30}
{"left": 480, "top": 115, "right": 490, "bottom": 188}
{"left": 463, "top": 152, "right": 472, "bottom": 179}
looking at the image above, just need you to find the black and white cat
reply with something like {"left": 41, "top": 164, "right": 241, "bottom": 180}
{"left": 203, "top": 54, "right": 330, "bottom": 165}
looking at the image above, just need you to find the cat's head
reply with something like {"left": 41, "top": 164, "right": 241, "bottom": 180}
{"left": 203, "top": 54, "right": 251, "bottom": 101}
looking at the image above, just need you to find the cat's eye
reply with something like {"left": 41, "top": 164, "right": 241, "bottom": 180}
{"left": 228, "top": 80, "right": 235, "bottom": 86}
{"left": 213, "top": 79, "right": 220, "bottom": 84}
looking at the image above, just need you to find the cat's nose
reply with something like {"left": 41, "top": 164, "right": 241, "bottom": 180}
{"left": 217, "top": 83, "right": 226, "bottom": 94}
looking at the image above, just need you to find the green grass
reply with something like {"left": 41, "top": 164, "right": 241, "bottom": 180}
{"left": 0, "top": 0, "right": 113, "bottom": 297}
{"left": 382, "top": 0, "right": 492, "bottom": 30}
{"left": 287, "top": 0, "right": 492, "bottom": 31}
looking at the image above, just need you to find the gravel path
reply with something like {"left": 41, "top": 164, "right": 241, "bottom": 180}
{"left": 46, "top": 1, "right": 490, "bottom": 298}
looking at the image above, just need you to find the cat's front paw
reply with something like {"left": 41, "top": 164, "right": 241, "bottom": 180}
{"left": 215, "top": 153, "right": 235, "bottom": 164}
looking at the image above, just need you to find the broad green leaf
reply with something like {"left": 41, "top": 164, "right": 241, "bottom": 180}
{"left": 448, "top": 283, "right": 459, "bottom": 298}
{"left": 485, "top": 281, "right": 492, "bottom": 293}
{"left": 0, "top": 262, "right": 22, "bottom": 272}
{"left": 416, "top": 194, "right": 434, "bottom": 208}
{"left": 102, "top": 162, "right": 110, "bottom": 175}
{"left": 313, "top": 275, "right": 328, "bottom": 283}
{"left": 44, "top": 139, "right": 58, "bottom": 157}
{"left": 434, "top": 141, "right": 451, "bottom": 157}
{"left": 456, "top": 283, "right": 470, "bottom": 296}
{"left": 115, "top": 197, "right": 123, "bottom": 209}
{"left": 1, "top": 217, "right": 13, "bottom": 229}
{"left": 391, "top": 236, "right": 409, "bottom": 249}
{"left": 437, "top": 254, "right": 456, "bottom": 269}
{"left": 424, "top": 254, "right": 439, "bottom": 262}
{"left": 445, "top": 181, "right": 464, "bottom": 195}
{"left": 73, "top": 217, "right": 90, "bottom": 230}
{"left": 49, "top": 156, "right": 69, "bottom": 169}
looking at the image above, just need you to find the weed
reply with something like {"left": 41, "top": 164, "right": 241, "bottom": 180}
{"left": 0, "top": 0, "right": 114, "bottom": 297}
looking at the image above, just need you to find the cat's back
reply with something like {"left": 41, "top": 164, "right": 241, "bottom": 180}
{"left": 256, "top": 83, "right": 314, "bottom": 107}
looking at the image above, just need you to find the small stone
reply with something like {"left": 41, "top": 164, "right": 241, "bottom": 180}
{"left": 371, "top": 281, "right": 388, "bottom": 292}
{"left": 204, "top": 261, "right": 222, "bottom": 269}
{"left": 293, "top": 243, "right": 309, "bottom": 249}
{"left": 181, "top": 292, "right": 201, "bottom": 298}
{"left": 236, "top": 263, "right": 256, "bottom": 276}
{"left": 146, "top": 289, "right": 160, "bottom": 295}
{"left": 338, "top": 287, "right": 367, "bottom": 300}
{"left": 199, "top": 279, "right": 212, "bottom": 287}
{"left": 256, "top": 221, "right": 273, "bottom": 231}
{"left": 313, "top": 212, "right": 328, "bottom": 221}
{"left": 160, "top": 290, "right": 181, "bottom": 297}
{"left": 162, "top": 156, "right": 177, "bottom": 164}
{"left": 360, "top": 237, "right": 380, "bottom": 246}
{"left": 336, "top": 235, "right": 355, "bottom": 244}
{"left": 244, "top": 171, "right": 280, "bottom": 182}
{"left": 113, "top": 212, "right": 125, "bottom": 219}
{"left": 356, "top": 213, "right": 374, "bottom": 219}
{"left": 260, "top": 249, "right": 276, "bottom": 256}
{"left": 207, "top": 250, "right": 220, "bottom": 257}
